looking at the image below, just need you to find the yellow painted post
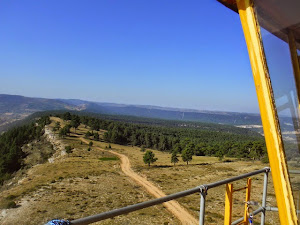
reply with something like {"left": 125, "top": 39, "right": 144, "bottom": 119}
{"left": 224, "top": 183, "right": 234, "bottom": 225}
{"left": 236, "top": 0, "right": 298, "bottom": 224}
{"left": 243, "top": 178, "right": 251, "bottom": 224}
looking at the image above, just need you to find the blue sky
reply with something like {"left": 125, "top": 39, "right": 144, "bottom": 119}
{"left": 0, "top": 0, "right": 258, "bottom": 113}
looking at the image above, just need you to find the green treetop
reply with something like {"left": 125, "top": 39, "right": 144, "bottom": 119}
{"left": 181, "top": 147, "right": 193, "bottom": 165}
{"left": 143, "top": 150, "right": 157, "bottom": 167}
{"left": 171, "top": 151, "right": 179, "bottom": 165}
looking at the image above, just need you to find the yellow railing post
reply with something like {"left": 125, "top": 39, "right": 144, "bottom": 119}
{"left": 224, "top": 183, "right": 234, "bottom": 225}
{"left": 224, "top": 179, "right": 252, "bottom": 225}
{"left": 236, "top": 0, "right": 298, "bottom": 224}
{"left": 243, "top": 178, "right": 251, "bottom": 224}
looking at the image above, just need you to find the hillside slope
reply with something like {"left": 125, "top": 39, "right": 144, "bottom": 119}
{"left": 0, "top": 121, "right": 180, "bottom": 225}
{"left": 0, "top": 94, "right": 77, "bottom": 131}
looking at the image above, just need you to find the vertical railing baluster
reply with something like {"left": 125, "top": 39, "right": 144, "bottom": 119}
{"left": 261, "top": 167, "right": 270, "bottom": 225}
{"left": 199, "top": 185, "right": 207, "bottom": 225}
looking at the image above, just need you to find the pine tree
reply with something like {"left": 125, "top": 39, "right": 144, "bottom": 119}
{"left": 181, "top": 148, "right": 193, "bottom": 165}
{"left": 71, "top": 115, "right": 80, "bottom": 133}
{"left": 62, "top": 112, "right": 71, "bottom": 121}
{"left": 171, "top": 151, "right": 179, "bottom": 165}
{"left": 143, "top": 150, "right": 157, "bottom": 167}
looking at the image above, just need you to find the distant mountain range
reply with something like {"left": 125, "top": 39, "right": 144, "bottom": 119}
{"left": 0, "top": 94, "right": 262, "bottom": 130}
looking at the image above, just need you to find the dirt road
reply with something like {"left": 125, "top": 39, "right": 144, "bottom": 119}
{"left": 80, "top": 138, "right": 198, "bottom": 225}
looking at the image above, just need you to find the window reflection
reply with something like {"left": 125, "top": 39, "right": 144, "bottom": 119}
{"left": 255, "top": 1, "right": 300, "bottom": 216}
{"left": 259, "top": 28, "right": 300, "bottom": 160}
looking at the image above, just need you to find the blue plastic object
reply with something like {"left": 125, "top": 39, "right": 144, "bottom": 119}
{"left": 248, "top": 214, "right": 253, "bottom": 224}
{"left": 46, "top": 219, "right": 70, "bottom": 225}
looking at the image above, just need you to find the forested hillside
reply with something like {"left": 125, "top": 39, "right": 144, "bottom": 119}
{"left": 0, "top": 116, "right": 51, "bottom": 184}
{"left": 0, "top": 111, "right": 268, "bottom": 185}
{"left": 57, "top": 112, "right": 268, "bottom": 162}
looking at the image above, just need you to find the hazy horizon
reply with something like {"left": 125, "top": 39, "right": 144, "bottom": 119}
{"left": 1, "top": 93, "right": 261, "bottom": 115}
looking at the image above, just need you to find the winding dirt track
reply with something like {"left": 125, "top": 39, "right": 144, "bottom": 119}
{"left": 80, "top": 138, "right": 198, "bottom": 225}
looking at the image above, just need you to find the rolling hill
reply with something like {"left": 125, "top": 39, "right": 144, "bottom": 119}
{"left": 0, "top": 94, "right": 262, "bottom": 132}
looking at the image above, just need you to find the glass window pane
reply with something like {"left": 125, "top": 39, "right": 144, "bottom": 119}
{"left": 254, "top": 0, "right": 300, "bottom": 216}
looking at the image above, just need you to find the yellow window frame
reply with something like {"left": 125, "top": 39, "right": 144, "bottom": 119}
{"left": 236, "top": 0, "right": 298, "bottom": 224}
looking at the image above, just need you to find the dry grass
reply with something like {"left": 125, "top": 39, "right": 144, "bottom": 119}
{"left": 0, "top": 118, "right": 179, "bottom": 225}
{"left": 0, "top": 117, "right": 281, "bottom": 224}
{"left": 85, "top": 124, "right": 280, "bottom": 224}
{"left": 102, "top": 144, "right": 280, "bottom": 224}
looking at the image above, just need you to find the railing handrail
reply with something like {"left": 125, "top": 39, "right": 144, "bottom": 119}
{"left": 202, "top": 167, "right": 270, "bottom": 190}
{"left": 70, "top": 167, "right": 270, "bottom": 225}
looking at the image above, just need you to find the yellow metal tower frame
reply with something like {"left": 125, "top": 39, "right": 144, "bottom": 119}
{"left": 221, "top": 0, "right": 299, "bottom": 224}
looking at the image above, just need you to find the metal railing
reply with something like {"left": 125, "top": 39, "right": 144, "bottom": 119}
{"left": 70, "top": 167, "right": 270, "bottom": 225}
